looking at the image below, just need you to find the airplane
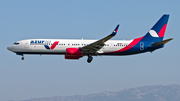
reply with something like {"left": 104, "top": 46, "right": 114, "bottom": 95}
{"left": 7, "top": 14, "right": 173, "bottom": 63}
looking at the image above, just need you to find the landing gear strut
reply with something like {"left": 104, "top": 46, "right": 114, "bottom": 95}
{"left": 87, "top": 56, "right": 93, "bottom": 63}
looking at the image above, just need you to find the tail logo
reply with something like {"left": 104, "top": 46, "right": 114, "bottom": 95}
{"left": 114, "top": 29, "right": 118, "bottom": 33}
{"left": 149, "top": 23, "right": 167, "bottom": 38}
{"left": 44, "top": 41, "right": 59, "bottom": 50}
{"left": 149, "top": 30, "right": 159, "bottom": 37}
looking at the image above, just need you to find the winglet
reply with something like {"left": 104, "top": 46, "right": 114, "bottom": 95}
{"left": 110, "top": 24, "right": 119, "bottom": 36}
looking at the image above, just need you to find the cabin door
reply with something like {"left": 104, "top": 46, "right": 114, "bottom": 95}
{"left": 25, "top": 42, "right": 29, "bottom": 48}
{"left": 140, "top": 42, "right": 144, "bottom": 50}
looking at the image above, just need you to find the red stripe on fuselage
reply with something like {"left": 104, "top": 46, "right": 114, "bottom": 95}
{"left": 158, "top": 24, "right": 167, "bottom": 37}
{"left": 108, "top": 37, "right": 144, "bottom": 53}
{"left": 50, "top": 41, "right": 59, "bottom": 49}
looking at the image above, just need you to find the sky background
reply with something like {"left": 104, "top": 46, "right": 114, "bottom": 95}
{"left": 0, "top": 0, "right": 180, "bottom": 101}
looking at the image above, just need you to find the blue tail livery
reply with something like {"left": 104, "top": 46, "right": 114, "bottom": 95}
{"left": 142, "top": 14, "right": 169, "bottom": 42}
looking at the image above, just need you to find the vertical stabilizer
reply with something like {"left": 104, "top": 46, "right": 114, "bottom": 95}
{"left": 142, "top": 14, "right": 169, "bottom": 42}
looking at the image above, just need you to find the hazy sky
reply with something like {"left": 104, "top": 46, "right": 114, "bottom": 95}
{"left": 0, "top": 0, "right": 180, "bottom": 101}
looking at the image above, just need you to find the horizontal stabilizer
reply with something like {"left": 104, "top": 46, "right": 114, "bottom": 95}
{"left": 152, "top": 38, "right": 173, "bottom": 46}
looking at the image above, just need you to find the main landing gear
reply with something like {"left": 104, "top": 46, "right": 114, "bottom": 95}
{"left": 21, "top": 56, "right": 24, "bottom": 60}
{"left": 87, "top": 55, "right": 93, "bottom": 63}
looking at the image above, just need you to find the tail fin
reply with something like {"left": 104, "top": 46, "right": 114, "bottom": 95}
{"left": 142, "top": 14, "right": 169, "bottom": 42}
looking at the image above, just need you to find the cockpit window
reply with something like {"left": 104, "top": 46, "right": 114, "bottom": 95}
{"left": 13, "top": 42, "right": 20, "bottom": 45}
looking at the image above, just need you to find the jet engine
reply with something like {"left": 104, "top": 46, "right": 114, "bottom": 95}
{"left": 65, "top": 48, "right": 81, "bottom": 59}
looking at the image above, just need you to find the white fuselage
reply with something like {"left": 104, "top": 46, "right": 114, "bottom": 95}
{"left": 7, "top": 39, "right": 133, "bottom": 55}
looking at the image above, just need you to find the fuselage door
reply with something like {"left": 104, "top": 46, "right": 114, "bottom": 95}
{"left": 140, "top": 42, "right": 144, "bottom": 50}
{"left": 110, "top": 43, "right": 114, "bottom": 49}
{"left": 25, "top": 41, "right": 29, "bottom": 48}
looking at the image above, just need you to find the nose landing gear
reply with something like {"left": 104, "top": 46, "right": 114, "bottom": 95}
{"left": 87, "top": 56, "right": 93, "bottom": 63}
{"left": 16, "top": 53, "right": 24, "bottom": 60}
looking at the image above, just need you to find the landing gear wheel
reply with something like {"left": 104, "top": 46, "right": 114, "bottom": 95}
{"left": 21, "top": 57, "right": 24, "bottom": 60}
{"left": 87, "top": 56, "right": 93, "bottom": 63}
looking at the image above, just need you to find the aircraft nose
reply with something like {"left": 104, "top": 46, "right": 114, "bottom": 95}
{"left": 7, "top": 46, "right": 10, "bottom": 50}
{"left": 7, "top": 46, "right": 13, "bottom": 52}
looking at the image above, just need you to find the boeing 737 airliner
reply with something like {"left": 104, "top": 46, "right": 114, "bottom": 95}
{"left": 7, "top": 14, "right": 173, "bottom": 63}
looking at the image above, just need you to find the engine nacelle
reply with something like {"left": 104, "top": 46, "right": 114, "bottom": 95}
{"left": 65, "top": 55, "right": 80, "bottom": 59}
{"left": 65, "top": 48, "right": 81, "bottom": 59}
{"left": 66, "top": 48, "right": 81, "bottom": 55}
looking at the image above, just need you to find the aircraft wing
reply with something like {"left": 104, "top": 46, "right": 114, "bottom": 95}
{"left": 81, "top": 25, "right": 119, "bottom": 55}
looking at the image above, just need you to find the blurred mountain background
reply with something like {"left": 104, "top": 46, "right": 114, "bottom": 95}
{"left": 18, "top": 84, "right": 180, "bottom": 101}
